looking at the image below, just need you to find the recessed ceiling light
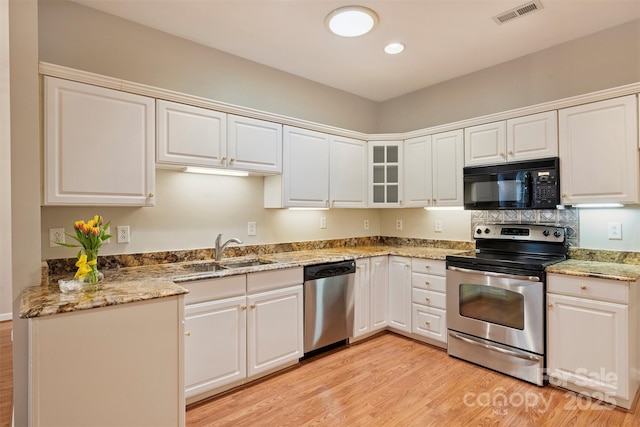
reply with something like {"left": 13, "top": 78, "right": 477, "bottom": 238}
{"left": 384, "top": 42, "right": 405, "bottom": 54}
{"left": 325, "top": 6, "right": 379, "bottom": 37}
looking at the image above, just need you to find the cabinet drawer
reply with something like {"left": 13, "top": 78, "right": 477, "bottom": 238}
{"left": 411, "top": 272, "right": 446, "bottom": 292}
{"left": 183, "top": 275, "right": 246, "bottom": 304}
{"left": 412, "top": 303, "right": 447, "bottom": 343}
{"left": 247, "top": 267, "right": 303, "bottom": 293}
{"left": 411, "top": 258, "right": 446, "bottom": 276}
{"left": 547, "top": 273, "right": 629, "bottom": 304}
{"left": 412, "top": 288, "right": 446, "bottom": 310}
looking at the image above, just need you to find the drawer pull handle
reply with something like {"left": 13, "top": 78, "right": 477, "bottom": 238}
{"left": 580, "top": 285, "right": 587, "bottom": 290}
{"left": 185, "top": 331, "right": 191, "bottom": 336}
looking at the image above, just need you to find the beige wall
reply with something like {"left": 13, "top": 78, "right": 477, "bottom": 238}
{"left": 37, "top": 0, "right": 379, "bottom": 134}
{"left": 10, "top": 0, "right": 40, "bottom": 425}
{"left": 378, "top": 19, "right": 640, "bottom": 133}
{"left": 1, "top": 0, "right": 12, "bottom": 319}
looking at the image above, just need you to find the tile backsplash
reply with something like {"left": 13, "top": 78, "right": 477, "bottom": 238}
{"left": 471, "top": 208, "right": 579, "bottom": 247}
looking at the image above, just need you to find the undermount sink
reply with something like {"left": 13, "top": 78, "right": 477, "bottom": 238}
{"left": 221, "top": 259, "right": 274, "bottom": 269}
{"left": 187, "top": 263, "right": 229, "bottom": 272}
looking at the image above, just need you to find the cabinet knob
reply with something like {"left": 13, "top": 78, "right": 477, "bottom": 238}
{"left": 425, "top": 265, "right": 430, "bottom": 269}
{"left": 425, "top": 297, "right": 430, "bottom": 302}
{"left": 405, "top": 264, "right": 410, "bottom": 268}
{"left": 221, "top": 156, "right": 227, "bottom": 162}
{"left": 425, "top": 281, "right": 430, "bottom": 285}
{"left": 147, "top": 192, "right": 154, "bottom": 198}
{"left": 230, "top": 158, "right": 235, "bottom": 163}
{"left": 250, "top": 304, "right": 256, "bottom": 309}
{"left": 241, "top": 306, "right": 247, "bottom": 311}
{"left": 548, "top": 303, "right": 553, "bottom": 308}
{"left": 499, "top": 152, "right": 505, "bottom": 158}
{"left": 425, "top": 321, "right": 430, "bottom": 326}
{"left": 508, "top": 150, "right": 514, "bottom": 156}
{"left": 562, "top": 193, "right": 567, "bottom": 198}
{"left": 580, "top": 285, "right": 587, "bottom": 290}
{"left": 185, "top": 331, "right": 191, "bottom": 336}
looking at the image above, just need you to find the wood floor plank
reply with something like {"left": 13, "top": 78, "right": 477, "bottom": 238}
{"left": 186, "top": 332, "right": 640, "bottom": 426}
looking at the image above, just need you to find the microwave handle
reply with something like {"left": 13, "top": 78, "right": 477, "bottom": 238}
{"left": 523, "top": 171, "right": 532, "bottom": 207}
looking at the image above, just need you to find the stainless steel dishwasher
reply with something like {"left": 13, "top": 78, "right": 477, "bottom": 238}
{"left": 303, "top": 260, "right": 356, "bottom": 354}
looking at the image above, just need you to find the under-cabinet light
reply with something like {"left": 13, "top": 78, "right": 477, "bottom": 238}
{"left": 182, "top": 167, "right": 249, "bottom": 177}
{"left": 573, "top": 203, "right": 624, "bottom": 209}
{"left": 424, "top": 206, "right": 464, "bottom": 211}
{"left": 287, "top": 207, "right": 330, "bottom": 211}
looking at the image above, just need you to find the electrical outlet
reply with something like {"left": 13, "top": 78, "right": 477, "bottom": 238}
{"left": 49, "top": 228, "right": 65, "bottom": 247}
{"left": 116, "top": 226, "right": 131, "bottom": 243}
{"left": 320, "top": 217, "right": 327, "bottom": 229}
{"left": 247, "top": 222, "right": 257, "bottom": 236}
{"left": 434, "top": 220, "right": 443, "bottom": 233}
{"left": 608, "top": 222, "right": 622, "bottom": 240}
{"left": 364, "top": 219, "right": 369, "bottom": 230}
{"left": 396, "top": 219, "right": 403, "bottom": 230}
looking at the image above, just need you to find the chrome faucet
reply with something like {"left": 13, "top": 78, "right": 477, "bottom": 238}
{"left": 215, "top": 233, "right": 243, "bottom": 261}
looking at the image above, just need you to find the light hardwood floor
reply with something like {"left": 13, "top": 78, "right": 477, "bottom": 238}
{"left": 2, "top": 323, "right": 640, "bottom": 426}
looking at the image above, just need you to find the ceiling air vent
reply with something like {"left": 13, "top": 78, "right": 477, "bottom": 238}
{"left": 493, "top": 0, "right": 543, "bottom": 25}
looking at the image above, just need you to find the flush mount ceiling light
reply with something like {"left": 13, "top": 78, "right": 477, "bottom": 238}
{"left": 325, "top": 6, "right": 379, "bottom": 37}
{"left": 384, "top": 42, "right": 405, "bottom": 54}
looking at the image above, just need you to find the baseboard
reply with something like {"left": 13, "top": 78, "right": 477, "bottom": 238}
{"left": 0, "top": 312, "right": 11, "bottom": 322}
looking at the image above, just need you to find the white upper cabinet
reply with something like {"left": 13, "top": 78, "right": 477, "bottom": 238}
{"left": 228, "top": 115, "right": 282, "bottom": 174}
{"left": 465, "top": 111, "right": 558, "bottom": 167}
{"left": 558, "top": 95, "right": 638, "bottom": 205}
{"left": 157, "top": 100, "right": 282, "bottom": 174}
{"left": 268, "top": 126, "right": 330, "bottom": 208}
{"left": 44, "top": 77, "right": 156, "bottom": 206}
{"left": 330, "top": 136, "right": 368, "bottom": 208}
{"left": 157, "top": 100, "right": 227, "bottom": 167}
{"left": 264, "top": 127, "right": 366, "bottom": 208}
{"left": 464, "top": 121, "right": 506, "bottom": 166}
{"left": 368, "top": 141, "right": 403, "bottom": 207}
{"left": 506, "top": 111, "right": 558, "bottom": 162}
{"left": 404, "top": 130, "right": 463, "bottom": 208}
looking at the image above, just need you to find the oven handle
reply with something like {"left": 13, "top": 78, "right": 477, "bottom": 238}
{"left": 447, "top": 266, "right": 541, "bottom": 282}
{"left": 449, "top": 331, "right": 542, "bottom": 362}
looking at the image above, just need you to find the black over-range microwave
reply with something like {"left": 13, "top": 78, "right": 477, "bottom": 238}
{"left": 463, "top": 157, "right": 560, "bottom": 210}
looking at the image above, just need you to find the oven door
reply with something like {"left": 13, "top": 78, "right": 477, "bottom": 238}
{"left": 446, "top": 265, "right": 544, "bottom": 355}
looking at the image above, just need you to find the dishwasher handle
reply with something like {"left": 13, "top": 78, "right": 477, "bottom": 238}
{"left": 304, "top": 260, "right": 356, "bottom": 281}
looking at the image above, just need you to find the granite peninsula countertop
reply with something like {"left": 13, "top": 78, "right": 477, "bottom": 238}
{"left": 20, "top": 245, "right": 470, "bottom": 319}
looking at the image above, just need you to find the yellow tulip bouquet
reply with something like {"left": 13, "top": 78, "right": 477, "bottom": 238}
{"left": 57, "top": 215, "right": 112, "bottom": 284}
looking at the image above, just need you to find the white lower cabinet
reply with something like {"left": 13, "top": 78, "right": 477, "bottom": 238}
{"left": 388, "top": 256, "right": 412, "bottom": 333}
{"left": 183, "top": 268, "right": 303, "bottom": 404}
{"left": 411, "top": 258, "right": 447, "bottom": 346}
{"left": 353, "top": 256, "right": 389, "bottom": 339}
{"left": 547, "top": 273, "right": 639, "bottom": 409}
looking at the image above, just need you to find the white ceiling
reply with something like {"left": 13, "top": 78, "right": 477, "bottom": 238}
{"left": 70, "top": 0, "right": 640, "bottom": 102}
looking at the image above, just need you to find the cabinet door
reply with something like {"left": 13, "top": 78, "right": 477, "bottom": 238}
{"left": 369, "top": 141, "right": 403, "bottom": 207}
{"left": 403, "top": 135, "right": 433, "bottom": 207}
{"left": 432, "top": 129, "right": 464, "bottom": 207}
{"left": 370, "top": 256, "right": 389, "bottom": 330}
{"left": 247, "top": 285, "right": 303, "bottom": 377}
{"left": 506, "top": 111, "right": 558, "bottom": 162}
{"left": 184, "top": 297, "right": 246, "bottom": 398}
{"left": 353, "top": 258, "right": 371, "bottom": 337}
{"left": 387, "top": 256, "right": 411, "bottom": 333}
{"left": 464, "top": 121, "right": 506, "bottom": 166}
{"left": 44, "top": 77, "right": 155, "bottom": 206}
{"left": 559, "top": 95, "right": 638, "bottom": 205}
{"left": 157, "top": 100, "right": 227, "bottom": 168}
{"left": 282, "top": 126, "right": 330, "bottom": 207}
{"left": 228, "top": 115, "right": 282, "bottom": 174}
{"left": 547, "top": 293, "right": 629, "bottom": 399}
{"left": 330, "top": 136, "right": 368, "bottom": 208}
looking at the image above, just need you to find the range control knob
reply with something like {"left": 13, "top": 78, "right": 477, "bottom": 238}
{"left": 543, "top": 229, "right": 550, "bottom": 237}
{"left": 484, "top": 228, "right": 491, "bottom": 234}
{"left": 554, "top": 230, "right": 562, "bottom": 238}
{"left": 476, "top": 228, "right": 483, "bottom": 235}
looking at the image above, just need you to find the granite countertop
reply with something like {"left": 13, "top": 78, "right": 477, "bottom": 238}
{"left": 546, "top": 259, "right": 640, "bottom": 282}
{"left": 20, "top": 245, "right": 470, "bottom": 319}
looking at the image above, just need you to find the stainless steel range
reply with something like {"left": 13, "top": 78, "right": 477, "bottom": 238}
{"left": 446, "top": 224, "right": 567, "bottom": 386}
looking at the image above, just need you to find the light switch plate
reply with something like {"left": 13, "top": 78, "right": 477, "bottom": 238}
{"left": 434, "top": 220, "right": 443, "bottom": 233}
{"left": 320, "top": 217, "right": 327, "bottom": 229}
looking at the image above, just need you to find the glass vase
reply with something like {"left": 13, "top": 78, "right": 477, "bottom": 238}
{"left": 83, "top": 248, "right": 102, "bottom": 289}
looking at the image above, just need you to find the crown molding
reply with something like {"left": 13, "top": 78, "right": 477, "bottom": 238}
{"left": 40, "top": 62, "right": 639, "bottom": 142}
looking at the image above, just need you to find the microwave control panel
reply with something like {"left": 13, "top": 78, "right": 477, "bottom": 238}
{"left": 532, "top": 170, "right": 559, "bottom": 208}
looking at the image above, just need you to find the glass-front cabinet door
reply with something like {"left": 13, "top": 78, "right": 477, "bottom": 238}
{"left": 368, "top": 141, "right": 403, "bottom": 207}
